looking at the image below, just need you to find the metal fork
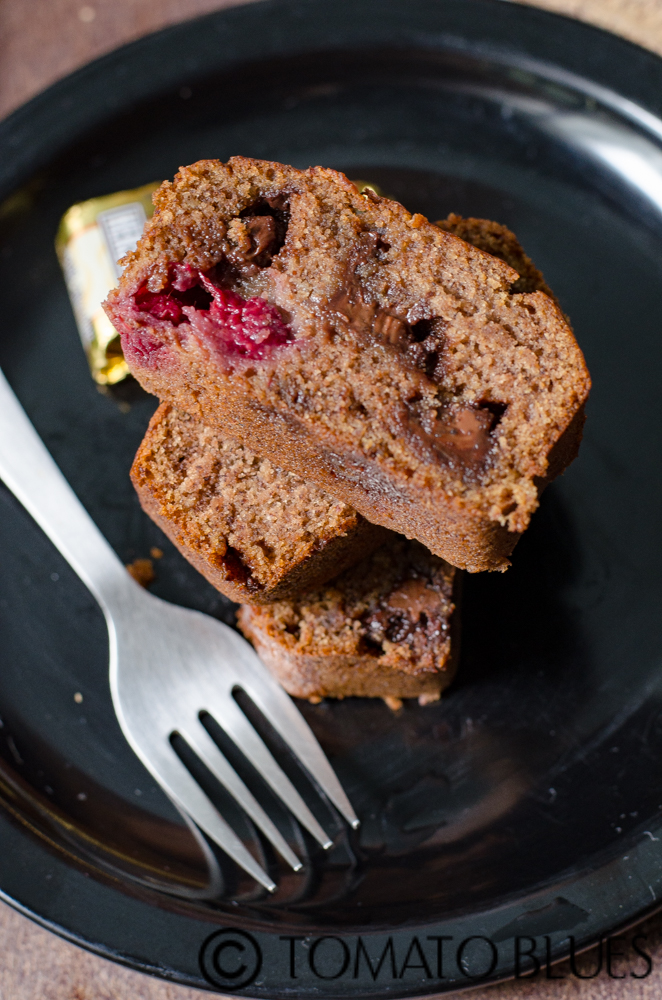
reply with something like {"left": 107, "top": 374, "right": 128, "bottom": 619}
{"left": 0, "top": 369, "right": 358, "bottom": 891}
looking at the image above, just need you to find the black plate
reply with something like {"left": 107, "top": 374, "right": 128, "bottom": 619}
{"left": 2, "top": 0, "right": 662, "bottom": 994}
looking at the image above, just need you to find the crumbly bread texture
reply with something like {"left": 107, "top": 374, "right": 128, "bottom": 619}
{"left": 237, "top": 538, "right": 458, "bottom": 702}
{"left": 106, "top": 158, "right": 591, "bottom": 572}
{"left": 132, "top": 403, "right": 389, "bottom": 603}
{"left": 436, "top": 214, "right": 557, "bottom": 302}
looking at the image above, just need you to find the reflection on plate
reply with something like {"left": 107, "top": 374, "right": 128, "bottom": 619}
{"left": 1, "top": 0, "right": 662, "bottom": 994}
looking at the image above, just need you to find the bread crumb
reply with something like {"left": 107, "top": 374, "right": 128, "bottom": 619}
{"left": 126, "top": 558, "right": 155, "bottom": 587}
{"left": 418, "top": 691, "right": 441, "bottom": 706}
{"left": 383, "top": 696, "right": 404, "bottom": 712}
{"left": 150, "top": 547, "right": 164, "bottom": 559}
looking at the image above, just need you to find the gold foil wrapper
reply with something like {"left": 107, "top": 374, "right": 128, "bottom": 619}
{"left": 352, "top": 179, "right": 386, "bottom": 198}
{"left": 55, "top": 182, "right": 160, "bottom": 384}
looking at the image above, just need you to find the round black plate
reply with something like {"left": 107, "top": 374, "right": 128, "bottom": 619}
{"left": 2, "top": 0, "right": 662, "bottom": 995}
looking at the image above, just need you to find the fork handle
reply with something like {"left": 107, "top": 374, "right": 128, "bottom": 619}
{"left": 0, "top": 367, "right": 134, "bottom": 611}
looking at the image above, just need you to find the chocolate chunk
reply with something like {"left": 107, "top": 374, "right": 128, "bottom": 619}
{"left": 364, "top": 608, "right": 414, "bottom": 645}
{"left": 244, "top": 216, "right": 277, "bottom": 257}
{"left": 373, "top": 311, "right": 409, "bottom": 345}
{"left": 362, "top": 575, "right": 449, "bottom": 649}
{"left": 227, "top": 216, "right": 279, "bottom": 273}
{"left": 405, "top": 400, "right": 503, "bottom": 470}
{"left": 330, "top": 282, "right": 409, "bottom": 347}
{"left": 386, "top": 578, "right": 445, "bottom": 618}
{"left": 428, "top": 406, "right": 496, "bottom": 463}
{"left": 265, "top": 193, "right": 289, "bottom": 211}
{"left": 238, "top": 195, "right": 291, "bottom": 266}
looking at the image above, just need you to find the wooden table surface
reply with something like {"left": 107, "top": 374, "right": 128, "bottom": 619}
{"left": 2, "top": 0, "right": 662, "bottom": 996}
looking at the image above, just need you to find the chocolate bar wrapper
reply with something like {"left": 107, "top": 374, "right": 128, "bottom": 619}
{"left": 56, "top": 182, "right": 159, "bottom": 384}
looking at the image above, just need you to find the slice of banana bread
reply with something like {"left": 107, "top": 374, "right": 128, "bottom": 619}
{"left": 106, "top": 158, "right": 590, "bottom": 572}
{"left": 132, "top": 403, "right": 389, "bottom": 603}
{"left": 237, "top": 538, "right": 458, "bottom": 703}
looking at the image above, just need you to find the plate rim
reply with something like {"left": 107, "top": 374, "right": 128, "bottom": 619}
{"left": 2, "top": 0, "right": 662, "bottom": 994}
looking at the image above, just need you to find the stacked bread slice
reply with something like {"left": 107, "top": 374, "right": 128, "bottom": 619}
{"left": 106, "top": 159, "right": 590, "bottom": 704}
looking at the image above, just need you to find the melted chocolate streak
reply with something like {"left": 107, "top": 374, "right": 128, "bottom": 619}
{"left": 328, "top": 233, "right": 505, "bottom": 472}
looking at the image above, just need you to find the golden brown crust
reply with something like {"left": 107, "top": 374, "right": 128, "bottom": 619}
{"left": 107, "top": 158, "right": 591, "bottom": 572}
{"left": 131, "top": 403, "right": 390, "bottom": 603}
{"left": 237, "top": 539, "right": 460, "bottom": 701}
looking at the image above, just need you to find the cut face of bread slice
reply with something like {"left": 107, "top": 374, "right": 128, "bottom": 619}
{"left": 132, "top": 403, "right": 390, "bottom": 603}
{"left": 435, "top": 213, "right": 558, "bottom": 301}
{"left": 106, "top": 158, "right": 591, "bottom": 572}
{"left": 237, "top": 538, "right": 459, "bottom": 703}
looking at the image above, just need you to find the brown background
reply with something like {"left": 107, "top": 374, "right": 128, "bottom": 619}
{"left": 1, "top": 0, "right": 662, "bottom": 996}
